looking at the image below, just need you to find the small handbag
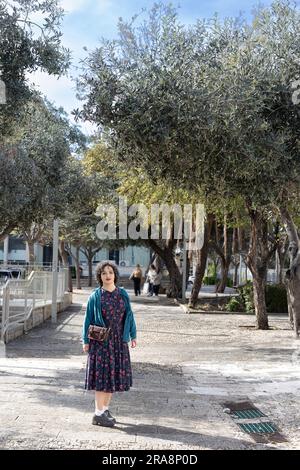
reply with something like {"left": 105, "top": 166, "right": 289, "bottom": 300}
{"left": 88, "top": 324, "right": 111, "bottom": 342}
{"left": 143, "top": 281, "right": 149, "bottom": 294}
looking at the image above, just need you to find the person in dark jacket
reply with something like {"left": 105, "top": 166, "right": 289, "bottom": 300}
{"left": 82, "top": 261, "right": 137, "bottom": 427}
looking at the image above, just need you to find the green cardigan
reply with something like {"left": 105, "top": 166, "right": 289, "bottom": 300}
{"left": 82, "top": 286, "right": 137, "bottom": 344}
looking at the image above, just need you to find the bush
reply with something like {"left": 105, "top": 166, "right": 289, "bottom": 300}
{"left": 203, "top": 275, "right": 217, "bottom": 285}
{"left": 225, "top": 281, "right": 254, "bottom": 313}
{"left": 207, "top": 263, "right": 217, "bottom": 277}
{"left": 239, "top": 281, "right": 255, "bottom": 313}
{"left": 202, "top": 275, "right": 233, "bottom": 287}
{"left": 225, "top": 281, "right": 288, "bottom": 313}
{"left": 266, "top": 284, "right": 288, "bottom": 313}
{"left": 225, "top": 297, "right": 244, "bottom": 312}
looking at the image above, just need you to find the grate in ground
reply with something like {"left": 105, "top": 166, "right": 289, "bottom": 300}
{"left": 223, "top": 400, "right": 288, "bottom": 444}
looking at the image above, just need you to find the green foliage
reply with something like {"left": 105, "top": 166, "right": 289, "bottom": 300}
{"left": 225, "top": 281, "right": 254, "bottom": 313}
{"left": 203, "top": 275, "right": 217, "bottom": 285}
{"left": 78, "top": 1, "right": 300, "bottom": 208}
{"left": 0, "top": 144, "right": 37, "bottom": 239}
{"left": 207, "top": 263, "right": 217, "bottom": 277}
{"left": 0, "top": 0, "right": 70, "bottom": 137}
{"left": 225, "top": 281, "right": 288, "bottom": 313}
{"left": 1, "top": 98, "right": 90, "bottom": 241}
{"left": 201, "top": 272, "right": 233, "bottom": 287}
{"left": 265, "top": 284, "right": 288, "bottom": 313}
{"left": 240, "top": 282, "right": 255, "bottom": 313}
{"left": 225, "top": 297, "right": 244, "bottom": 312}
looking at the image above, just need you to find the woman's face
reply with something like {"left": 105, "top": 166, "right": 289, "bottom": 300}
{"left": 101, "top": 266, "right": 115, "bottom": 286}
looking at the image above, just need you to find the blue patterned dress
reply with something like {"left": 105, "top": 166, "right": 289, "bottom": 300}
{"left": 85, "top": 286, "right": 133, "bottom": 392}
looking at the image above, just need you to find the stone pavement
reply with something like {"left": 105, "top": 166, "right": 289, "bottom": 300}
{"left": 0, "top": 287, "right": 299, "bottom": 450}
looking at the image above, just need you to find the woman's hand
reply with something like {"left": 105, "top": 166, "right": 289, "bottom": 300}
{"left": 83, "top": 343, "right": 89, "bottom": 353}
{"left": 131, "top": 340, "right": 137, "bottom": 348}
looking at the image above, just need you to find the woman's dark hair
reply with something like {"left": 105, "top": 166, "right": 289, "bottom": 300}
{"left": 150, "top": 264, "right": 156, "bottom": 270}
{"left": 95, "top": 261, "right": 119, "bottom": 286}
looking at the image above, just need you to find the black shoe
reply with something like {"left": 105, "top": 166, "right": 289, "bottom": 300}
{"left": 92, "top": 412, "right": 115, "bottom": 427}
{"left": 105, "top": 409, "right": 116, "bottom": 424}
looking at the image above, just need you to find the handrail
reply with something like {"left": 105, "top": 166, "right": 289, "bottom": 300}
{"left": 0, "top": 268, "right": 68, "bottom": 342}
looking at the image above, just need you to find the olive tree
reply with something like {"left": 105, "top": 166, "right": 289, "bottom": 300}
{"left": 78, "top": 1, "right": 300, "bottom": 330}
{"left": 0, "top": 0, "right": 70, "bottom": 137}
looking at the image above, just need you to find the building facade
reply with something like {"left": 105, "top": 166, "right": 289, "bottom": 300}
{"left": 0, "top": 236, "right": 151, "bottom": 271}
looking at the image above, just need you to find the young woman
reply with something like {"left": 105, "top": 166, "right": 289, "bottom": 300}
{"left": 82, "top": 261, "right": 137, "bottom": 427}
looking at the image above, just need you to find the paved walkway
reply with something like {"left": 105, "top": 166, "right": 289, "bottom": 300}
{"left": 0, "top": 288, "right": 299, "bottom": 450}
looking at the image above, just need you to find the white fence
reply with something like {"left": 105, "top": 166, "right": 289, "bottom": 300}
{"left": 0, "top": 269, "right": 67, "bottom": 342}
{"left": 229, "top": 267, "right": 287, "bottom": 285}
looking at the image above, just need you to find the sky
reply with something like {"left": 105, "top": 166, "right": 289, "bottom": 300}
{"left": 29, "top": 0, "right": 278, "bottom": 135}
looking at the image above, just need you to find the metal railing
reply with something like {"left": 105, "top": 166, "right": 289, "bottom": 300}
{"left": 0, "top": 268, "right": 67, "bottom": 342}
{"left": 0, "top": 263, "right": 56, "bottom": 278}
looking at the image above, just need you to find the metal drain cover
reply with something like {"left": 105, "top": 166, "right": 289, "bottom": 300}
{"left": 223, "top": 401, "right": 287, "bottom": 443}
{"left": 232, "top": 408, "right": 266, "bottom": 420}
{"left": 238, "top": 422, "right": 278, "bottom": 434}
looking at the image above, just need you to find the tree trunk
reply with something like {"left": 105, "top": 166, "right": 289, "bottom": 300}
{"left": 26, "top": 240, "right": 35, "bottom": 264}
{"left": 252, "top": 274, "right": 268, "bottom": 329}
{"left": 246, "top": 207, "right": 269, "bottom": 330}
{"left": 232, "top": 227, "right": 239, "bottom": 287}
{"left": 147, "top": 239, "right": 182, "bottom": 298}
{"left": 189, "top": 213, "right": 215, "bottom": 308}
{"left": 276, "top": 236, "right": 288, "bottom": 285}
{"left": 214, "top": 218, "right": 233, "bottom": 293}
{"left": 75, "top": 246, "right": 82, "bottom": 290}
{"left": 186, "top": 255, "right": 190, "bottom": 283}
{"left": 278, "top": 249, "right": 286, "bottom": 285}
{"left": 153, "top": 254, "right": 162, "bottom": 272}
{"left": 279, "top": 206, "right": 300, "bottom": 337}
{"left": 80, "top": 245, "right": 102, "bottom": 288}
{"left": 163, "top": 246, "right": 182, "bottom": 298}
{"left": 216, "top": 258, "right": 230, "bottom": 293}
{"left": 88, "top": 254, "right": 93, "bottom": 287}
{"left": 238, "top": 226, "right": 246, "bottom": 251}
{"left": 59, "top": 240, "right": 73, "bottom": 293}
{"left": 233, "top": 262, "right": 239, "bottom": 287}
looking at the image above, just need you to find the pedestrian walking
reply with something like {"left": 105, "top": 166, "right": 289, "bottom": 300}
{"left": 146, "top": 264, "right": 162, "bottom": 296}
{"left": 82, "top": 261, "right": 137, "bottom": 427}
{"left": 129, "top": 264, "right": 143, "bottom": 296}
{"left": 153, "top": 268, "right": 162, "bottom": 296}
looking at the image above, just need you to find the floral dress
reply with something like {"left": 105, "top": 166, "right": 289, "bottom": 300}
{"left": 85, "top": 286, "right": 133, "bottom": 392}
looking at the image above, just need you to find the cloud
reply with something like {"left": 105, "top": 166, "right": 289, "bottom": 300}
{"left": 60, "top": 0, "right": 89, "bottom": 14}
